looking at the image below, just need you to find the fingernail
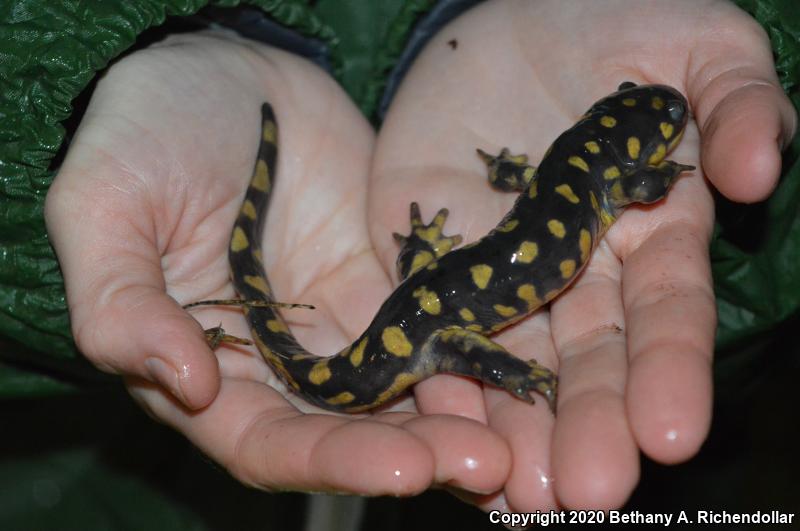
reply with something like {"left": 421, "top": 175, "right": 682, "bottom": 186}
{"left": 144, "top": 357, "right": 185, "bottom": 403}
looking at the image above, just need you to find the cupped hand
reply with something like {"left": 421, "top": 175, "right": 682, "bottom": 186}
{"left": 45, "top": 32, "right": 514, "bottom": 496}
{"left": 370, "top": 0, "right": 795, "bottom": 511}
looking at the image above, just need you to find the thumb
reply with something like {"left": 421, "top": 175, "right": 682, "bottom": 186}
{"left": 688, "top": 14, "right": 797, "bottom": 202}
{"left": 45, "top": 157, "right": 221, "bottom": 410}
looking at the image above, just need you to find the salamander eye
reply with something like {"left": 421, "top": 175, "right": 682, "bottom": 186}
{"left": 666, "top": 99, "right": 685, "bottom": 121}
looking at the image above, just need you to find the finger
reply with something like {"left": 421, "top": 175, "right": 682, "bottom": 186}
{"left": 687, "top": 9, "right": 797, "bottom": 202}
{"left": 128, "top": 378, "right": 513, "bottom": 496}
{"left": 45, "top": 164, "right": 220, "bottom": 409}
{"left": 397, "top": 414, "right": 511, "bottom": 494}
{"left": 697, "top": 82, "right": 796, "bottom": 202}
{"left": 484, "top": 312, "right": 559, "bottom": 511}
{"left": 548, "top": 248, "right": 639, "bottom": 509}
{"left": 413, "top": 376, "right": 488, "bottom": 423}
{"left": 622, "top": 220, "right": 716, "bottom": 464}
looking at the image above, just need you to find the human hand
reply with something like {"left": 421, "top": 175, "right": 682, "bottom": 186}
{"left": 45, "top": 32, "right": 515, "bottom": 495}
{"left": 370, "top": 0, "right": 795, "bottom": 510}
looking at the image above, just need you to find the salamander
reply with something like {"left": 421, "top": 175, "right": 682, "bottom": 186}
{"left": 207, "top": 81, "right": 693, "bottom": 413}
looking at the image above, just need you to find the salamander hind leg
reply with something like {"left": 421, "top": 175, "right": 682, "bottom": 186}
{"left": 477, "top": 147, "right": 537, "bottom": 192}
{"left": 426, "top": 327, "right": 557, "bottom": 412}
{"left": 183, "top": 299, "right": 314, "bottom": 349}
{"left": 393, "top": 202, "right": 462, "bottom": 280}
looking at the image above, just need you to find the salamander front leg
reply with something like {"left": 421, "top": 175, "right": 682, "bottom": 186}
{"left": 393, "top": 202, "right": 463, "bottom": 280}
{"left": 425, "top": 327, "right": 557, "bottom": 412}
{"left": 477, "top": 147, "right": 538, "bottom": 192}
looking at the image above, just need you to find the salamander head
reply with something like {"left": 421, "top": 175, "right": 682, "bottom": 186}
{"left": 596, "top": 82, "right": 694, "bottom": 210}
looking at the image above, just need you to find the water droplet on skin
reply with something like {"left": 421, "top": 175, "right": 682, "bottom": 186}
{"left": 665, "top": 429, "right": 678, "bottom": 441}
{"left": 464, "top": 457, "right": 478, "bottom": 470}
{"left": 393, "top": 469, "right": 401, "bottom": 477}
{"left": 536, "top": 466, "right": 554, "bottom": 490}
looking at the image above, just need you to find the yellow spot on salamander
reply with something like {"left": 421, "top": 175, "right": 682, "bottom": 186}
{"left": 470, "top": 264, "right": 493, "bottom": 289}
{"left": 610, "top": 180, "right": 625, "bottom": 201}
{"left": 231, "top": 226, "right": 249, "bottom": 252}
{"left": 262, "top": 120, "right": 277, "bottom": 143}
{"left": 622, "top": 98, "right": 636, "bottom": 107}
{"left": 600, "top": 116, "right": 617, "bottom": 128}
{"left": 522, "top": 166, "right": 536, "bottom": 185}
{"left": 497, "top": 219, "right": 519, "bottom": 232}
{"left": 382, "top": 326, "right": 413, "bottom": 357}
{"left": 326, "top": 391, "right": 355, "bottom": 406}
{"left": 603, "top": 166, "right": 621, "bottom": 180}
{"left": 544, "top": 289, "right": 562, "bottom": 302}
{"left": 579, "top": 229, "right": 592, "bottom": 262}
{"left": 493, "top": 304, "right": 518, "bottom": 318}
{"left": 415, "top": 226, "right": 439, "bottom": 244}
{"left": 517, "top": 283, "right": 540, "bottom": 309}
{"left": 432, "top": 210, "right": 448, "bottom": 227}
{"left": 560, "top": 259, "right": 576, "bottom": 279}
{"left": 590, "top": 191, "right": 600, "bottom": 214}
{"left": 254, "top": 249, "right": 263, "bottom": 264}
{"left": 253, "top": 337, "right": 297, "bottom": 389}
{"left": 528, "top": 179, "right": 539, "bottom": 199}
{"left": 410, "top": 250, "right": 435, "bottom": 275}
{"left": 668, "top": 127, "right": 685, "bottom": 151}
{"left": 267, "top": 319, "right": 288, "bottom": 333}
{"left": 244, "top": 274, "right": 269, "bottom": 294}
{"left": 601, "top": 209, "right": 617, "bottom": 230}
{"left": 652, "top": 96, "right": 664, "bottom": 110}
{"left": 412, "top": 286, "right": 441, "bottom": 315}
{"left": 308, "top": 360, "right": 332, "bottom": 385}
{"left": 466, "top": 324, "right": 483, "bottom": 332}
{"left": 241, "top": 200, "right": 257, "bottom": 220}
{"left": 547, "top": 219, "right": 566, "bottom": 239}
{"left": 627, "top": 137, "right": 641, "bottom": 160}
{"left": 252, "top": 160, "right": 271, "bottom": 192}
{"left": 459, "top": 308, "right": 476, "bottom": 321}
{"left": 555, "top": 183, "right": 580, "bottom": 204}
{"left": 660, "top": 122, "right": 674, "bottom": 140}
{"left": 648, "top": 143, "right": 666, "bottom": 165}
{"left": 376, "top": 372, "right": 419, "bottom": 404}
{"left": 439, "top": 327, "right": 502, "bottom": 351}
{"left": 514, "top": 241, "right": 538, "bottom": 264}
{"left": 591, "top": 190, "right": 616, "bottom": 230}
{"left": 584, "top": 141, "right": 600, "bottom": 154}
{"left": 568, "top": 156, "right": 589, "bottom": 172}
{"left": 350, "top": 337, "right": 368, "bottom": 367}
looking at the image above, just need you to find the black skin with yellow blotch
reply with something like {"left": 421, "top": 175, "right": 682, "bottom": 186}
{"left": 195, "top": 82, "right": 693, "bottom": 414}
